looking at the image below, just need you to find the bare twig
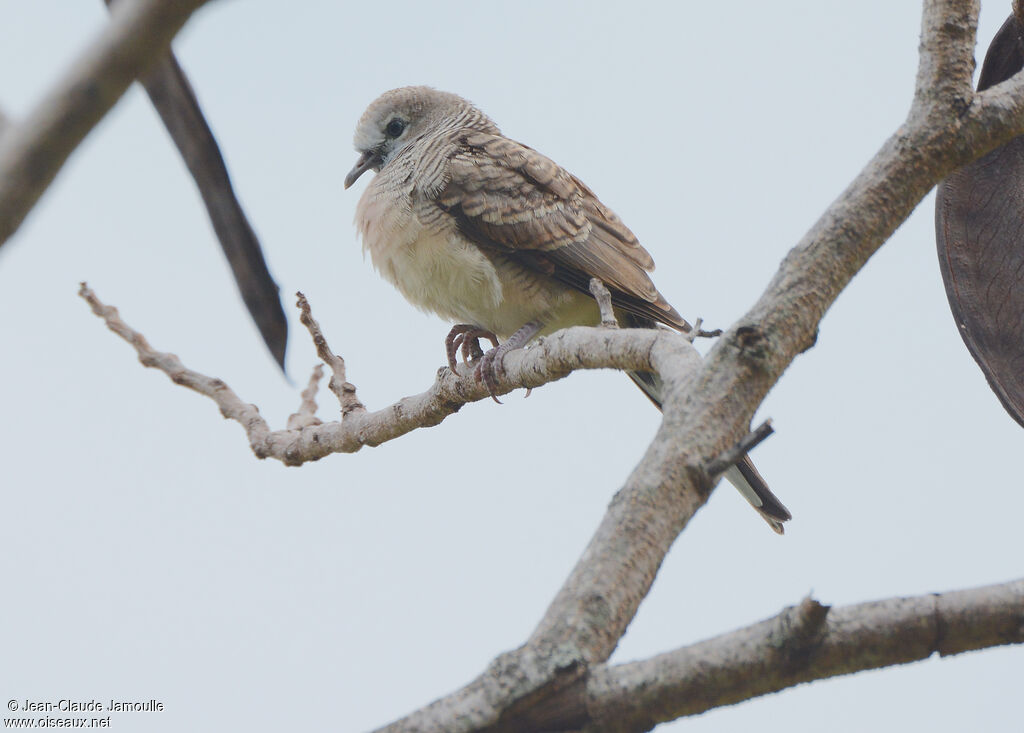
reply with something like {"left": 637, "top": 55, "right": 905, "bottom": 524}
{"left": 286, "top": 365, "right": 324, "bottom": 431}
{"left": 296, "top": 292, "right": 365, "bottom": 417}
{"left": 78, "top": 282, "right": 274, "bottom": 458}
{"left": 0, "top": 0, "right": 210, "bottom": 247}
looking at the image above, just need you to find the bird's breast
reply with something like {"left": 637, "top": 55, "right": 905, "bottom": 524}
{"left": 355, "top": 176, "right": 598, "bottom": 339}
{"left": 356, "top": 180, "right": 504, "bottom": 326}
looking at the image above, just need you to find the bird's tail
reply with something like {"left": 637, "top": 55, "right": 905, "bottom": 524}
{"left": 626, "top": 361, "right": 791, "bottom": 534}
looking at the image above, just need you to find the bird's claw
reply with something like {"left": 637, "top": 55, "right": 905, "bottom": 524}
{"left": 474, "top": 346, "right": 505, "bottom": 404}
{"left": 445, "top": 321, "right": 541, "bottom": 404}
{"left": 445, "top": 325, "right": 498, "bottom": 372}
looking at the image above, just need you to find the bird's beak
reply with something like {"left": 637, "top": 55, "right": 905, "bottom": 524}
{"left": 344, "top": 149, "right": 381, "bottom": 189}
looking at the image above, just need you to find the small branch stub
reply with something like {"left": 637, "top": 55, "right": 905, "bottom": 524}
{"left": 588, "top": 277, "right": 618, "bottom": 328}
{"left": 704, "top": 419, "right": 774, "bottom": 479}
{"left": 685, "top": 317, "right": 725, "bottom": 343}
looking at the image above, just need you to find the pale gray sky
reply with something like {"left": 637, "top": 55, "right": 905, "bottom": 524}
{"left": 1, "top": 2, "right": 1020, "bottom": 731}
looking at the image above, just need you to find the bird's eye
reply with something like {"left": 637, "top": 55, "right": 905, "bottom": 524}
{"left": 385, "top": 118, "right": 406, "bottom": 138}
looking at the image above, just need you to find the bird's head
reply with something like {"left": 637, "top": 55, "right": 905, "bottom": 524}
{"left": 344, "top": 86, "right": 498, "bottom": 189}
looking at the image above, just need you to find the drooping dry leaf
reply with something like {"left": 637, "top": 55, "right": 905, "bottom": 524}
{"left": 140, "top": 56, "right": 289, "bottom": 371}
{"left": 105, "top": 0, "right": 288, "bottom": 372}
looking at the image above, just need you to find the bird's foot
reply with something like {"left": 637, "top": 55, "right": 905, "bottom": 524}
{"left": 473, "top": 320, "right": 543, "bottom": 404}
{"left": 445, "top": 325, "right": 498, "bottom": 372}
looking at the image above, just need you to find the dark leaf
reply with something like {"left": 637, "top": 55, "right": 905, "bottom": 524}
{"left": 935, "top": 14, "right": 1024, "bottom": 427}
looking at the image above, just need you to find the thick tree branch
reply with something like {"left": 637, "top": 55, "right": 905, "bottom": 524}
{"left": 524, "top": 0, "right": 1012, "bottom": 689}
{"left": 0, "top": 0, "right": 210, "bottom": 247}
{"left": 520, "top": 578, "right": 1024, "bottom": 731}
{"left": 913, "top": 0, "right": 978, "bottom": 116}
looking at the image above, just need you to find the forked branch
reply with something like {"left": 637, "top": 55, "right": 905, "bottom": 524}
{"left": 78, "top": 283, "right": 700, "bottom": 467}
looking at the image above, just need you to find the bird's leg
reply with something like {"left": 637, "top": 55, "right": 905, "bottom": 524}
{"left": 476, "top": 320, "right": 543, "bottom": 404}
{"left": 445, "top": 324, "right": 498, "bottom": 372}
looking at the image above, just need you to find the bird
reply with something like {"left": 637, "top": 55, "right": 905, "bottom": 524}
{"left": 344, "top": 86, "right": 791, "bottom": 533}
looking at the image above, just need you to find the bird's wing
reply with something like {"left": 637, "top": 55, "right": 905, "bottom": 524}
{"left": 432, "top": 131, "right": 688, "bottom": 330}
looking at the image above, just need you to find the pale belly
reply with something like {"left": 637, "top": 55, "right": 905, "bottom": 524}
{"left": 356, "top": 185, "right": 599, "bottom": 339}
